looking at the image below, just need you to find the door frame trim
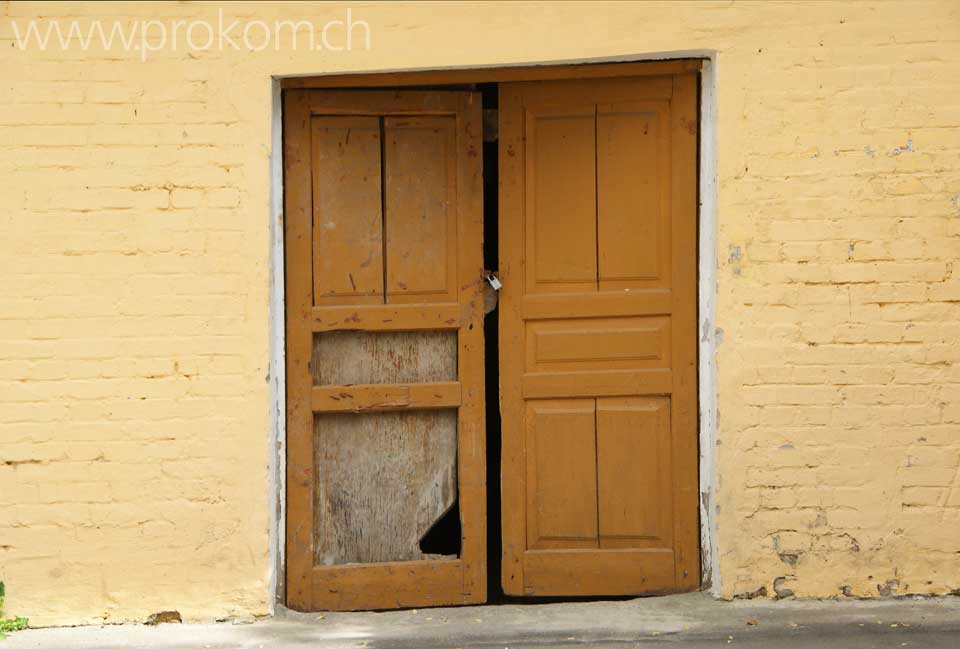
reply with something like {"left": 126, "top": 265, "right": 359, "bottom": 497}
{"left": 268, "top": 51, "right": 721, "bottom": 611}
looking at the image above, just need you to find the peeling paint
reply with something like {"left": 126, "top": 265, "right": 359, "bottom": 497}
{"left": 878, "top": 579, "right": 901, "bottom": 597}
{"left": 890, "top": 138, "right": 914, "bottom": 156}
{"left": 733, "top": 586, "right": 768, "bottom": 600}
{"left": 778, "top": 552, "right": 800, "bottom": 567}
{"left": 728, "top": 244, "right": 742, "bottom": 275}
{"left": 774, "top": 577, "right": 795, "bottom": 599}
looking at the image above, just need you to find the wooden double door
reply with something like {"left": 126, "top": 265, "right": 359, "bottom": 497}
{"left": 284, "top": 70, "right": 698, "bottom": 610}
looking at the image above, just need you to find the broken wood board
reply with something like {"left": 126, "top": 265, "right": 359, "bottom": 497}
{"left": 313, "top": 409, "right": 458, "bottom": 565}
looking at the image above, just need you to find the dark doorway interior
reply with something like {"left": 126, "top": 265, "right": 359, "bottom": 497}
{"left": 479, "top": 82, "right": 504, "bottom": 601}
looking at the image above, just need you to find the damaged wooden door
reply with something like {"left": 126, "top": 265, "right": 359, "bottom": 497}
{"left": 284, "top": 90, "right": 485, "bottom": 610}
{"left": 498, "top": 73, "right": 699, "bottom": 596}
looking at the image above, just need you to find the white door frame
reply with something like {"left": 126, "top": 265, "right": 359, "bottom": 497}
{"left": 266, "top": 51, "right": 721, "bottom": 609}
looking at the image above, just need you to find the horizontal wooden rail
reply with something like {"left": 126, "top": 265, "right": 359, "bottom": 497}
{"left": 522, "top": 548, "right": 674, "bottom": 596}
{"left": 522, "top": 369, "right": 673, "bottom": 399}
{"left": 312, "top": 381, "right": 462, "bottom": 413}
{"left": 521, "top": 290, "right": 672, "bottom": 320}
{"left": 310, "top": 559, "right": 464, "bottom": 610}
{"left": 311, "top": 304, "right": 462, "bottom": 332}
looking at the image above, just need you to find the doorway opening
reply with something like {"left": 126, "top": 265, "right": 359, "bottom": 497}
{"left": 479, "top": 82, "right": 504, "bottom": 601}
{"left": 277, "top": 58, "right": 711, "bottom": 611}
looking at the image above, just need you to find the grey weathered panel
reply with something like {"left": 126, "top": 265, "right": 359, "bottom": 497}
{"left": 313, "top": 410, "right": 458, "bottom": 565}
{"left": 312, "top": 330, "right": 458, "bottom": 385}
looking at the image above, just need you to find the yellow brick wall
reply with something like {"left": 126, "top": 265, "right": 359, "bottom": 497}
{"left": 1, "top": 0, "right": 958, "bottom": 625}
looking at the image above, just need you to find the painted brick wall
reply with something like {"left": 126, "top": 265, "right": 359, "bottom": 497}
{"left": 0, "top": 0, "right": 958, "bottom": 625}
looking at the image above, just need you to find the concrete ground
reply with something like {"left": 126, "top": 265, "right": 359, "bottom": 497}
{"left": 7, "top": 593, "right": 960, "bottom": 648}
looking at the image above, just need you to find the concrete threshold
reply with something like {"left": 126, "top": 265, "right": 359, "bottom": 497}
{"left": 8, "top": 593, "right": 960, "bottom": 649}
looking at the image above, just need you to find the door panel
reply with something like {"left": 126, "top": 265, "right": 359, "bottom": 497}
{"left": 312, "top": 330, "right": 458, "bottom": 385}
{"left": 383, "top": 116, "right": 458, "bottom": 304}
{"left": 524, "top": 106, "right": 597, "bottom": 294}
{"left": 314, "top": 408, "right": 458, "bottom": 565}
{"left": 596, "top": 397, "right": 672, "bottom": 549}
{"left": 525, "top": 399, "right": 598, "bottom": 550}
{"left": 285, "top": 89, "right": 485, "bottom": 611}
{"left": 311, "top": 116, "right": 384, "bottom": 305}
{"left": 596, "top": 101, "right": 670, "bottom": 289}
{"left": 525, "top": 315, "right": 670, "bottom": 373}
{"left": 499, "top": 73, "right": 699, "bottom": 596}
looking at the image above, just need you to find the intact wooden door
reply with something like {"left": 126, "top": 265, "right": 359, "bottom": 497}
{"left": 284, "top": 90, "right": 486, "bottom": 611}
{"left": 498, "top": 74, "right": 699, "bottom": 596}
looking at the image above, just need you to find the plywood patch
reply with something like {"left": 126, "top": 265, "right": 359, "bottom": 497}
{"left": 314, "top": 410, "right": 458, "bottom": 565}
{"left": 312, "top": 330, "right": 457, "bottom": 385}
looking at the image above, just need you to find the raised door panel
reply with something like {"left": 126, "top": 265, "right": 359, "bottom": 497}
{"left": 596, "top": 397, "right": 673, "bottom": 549}
{"left": 525, "top": 316, "right": 671, "bottom": 374}
{"left": 384, "top": 116, "right": 458, "bottom": 304}
{"left": 525, "top": 399, "right": 598, "bottom": 550}
{"left": 524, "top": 105, "right": 597, "bottom": 295}
{"left": 597, "top": 102, "right": 671, "bottom": 290}
{"left": 311, "top": 116, "right": 384, "bottom": 305}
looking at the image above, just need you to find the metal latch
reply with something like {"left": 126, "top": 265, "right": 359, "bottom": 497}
{"left": 483, "top": 271, "right": 500, "bottom": 315}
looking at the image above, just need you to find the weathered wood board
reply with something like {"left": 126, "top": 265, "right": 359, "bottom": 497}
{"left": 312, "top": 331, "right": 457, "bottom": 385}
{"left": 312, "top": 329, "right": 460, "bottom": 564}
{"left": 314, "top": 410, "right": 458, "bottom": 565}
